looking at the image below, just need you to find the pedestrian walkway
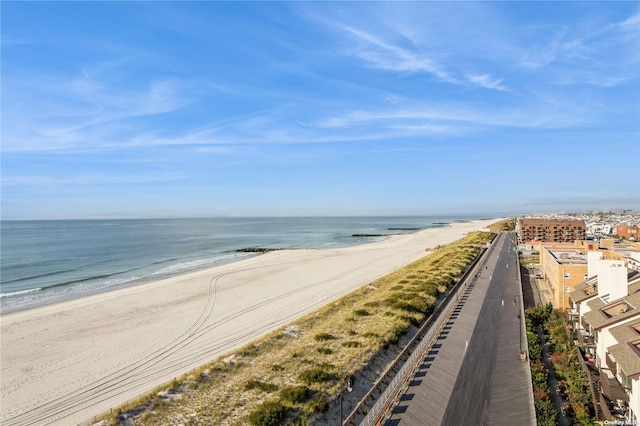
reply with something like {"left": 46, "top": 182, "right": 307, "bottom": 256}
{"left": 384, "top": 232, "right": 535, "bottom": 426}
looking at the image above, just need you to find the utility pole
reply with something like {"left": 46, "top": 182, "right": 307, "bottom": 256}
{"left": 340, "top": 376, "right": 353, "bottom": 425}
{"left": 514, "top": 296, "right": 522, "bottom": 354}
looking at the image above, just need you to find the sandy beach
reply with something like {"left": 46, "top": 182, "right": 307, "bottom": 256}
{"left": 0, "top": 218, "right": 499, "bottom": 425}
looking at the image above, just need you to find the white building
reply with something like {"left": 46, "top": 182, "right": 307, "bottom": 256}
{"left": 570, "top": 255, "right": 640, "bottom": 421}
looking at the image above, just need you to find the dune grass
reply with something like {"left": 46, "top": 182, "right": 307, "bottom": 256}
{"left": 488, "top": 218, "right": 515, "bottom": 233}
{"left": 103, "top": 231, "right": 495, "bottom": 425}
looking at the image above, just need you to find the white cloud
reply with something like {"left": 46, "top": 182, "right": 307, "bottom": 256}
{"left": 331, "top": 23, "right": 457, "bottom": 83}
{"left": 3, "top": 68, "right": 190, "bottom": 153}
{"left": 314, "top": 96, "right": 589, "bottom": 131}
{"left": 466, "top": 74, "right": 508, "bottom": 91}
{"left": 619, "top": 12, "right": 640, "bottom": 31}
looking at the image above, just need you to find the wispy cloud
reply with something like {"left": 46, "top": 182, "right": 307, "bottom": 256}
{"left": 515, "top": 9, "right": 640, "bottom": 87}
{"left": 307, "top": 7, "right": 515, "bottom": 92}
{"left": 619, "top": 12, "right": 640, "bottom": 32}
{"left": 3, "top": 60, "right": 191, "bottom": 152}
{"left": 466, "top": 74, "right": 508, "bottom": 91}
{"left": 313, "top": 97, "right": 588, "bottom": 131}
{"left": 335, "top": 24, "right": 456, "bottom": 83}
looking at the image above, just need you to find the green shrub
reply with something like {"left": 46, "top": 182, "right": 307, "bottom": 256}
{"left": 387, "top": 322, "right": 410, "bottom": 345}
{"left": 423, "top": 285, "right": 440, "bottom": 297}
{"left": 279, "top": 385, "right": 311, "bottom": 404}
{"left": 248, "top": 401, "right": 288, "bottom": 426}
{"left": 387, "top": 297, "right": 431, "bottom": 314}
{"left": 305, "top": 394, "right": 329, "bottom": 413}
{"left": 317, "top": 347, "right": 333, "bottom": 355}
{"left": 245, "top": 380, "right": 278, "bottom": 393}
{"left": 397, "top": 314, "right": 420, "bottom": 327}
{"left": 530, "top": 361, "right": 549, "bottom": 392}
{"left": 298, "top": 367, "right": 332, "bottom": 385}
{"left": 271, "top": 364, "right": 284, "bottom": 372}
{"left": 314, "top": 333, "right": 335, "bottom": 342}
{"left": 354, "top": 309, "right": 370, "bottom": 316}
{"left": 527, "top": 330, "right": 542, "bottom": 361}
{"left": 342, "top": 341, "right": 361, "bottom": 348}
{"left": 573, "top": 403, "right": 592, "bottom": 425}
{"left": 534, "top": 397, "right": 557, "bottom": 426}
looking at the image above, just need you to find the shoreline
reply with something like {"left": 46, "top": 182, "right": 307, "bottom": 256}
{"left": 0, "top": 218, "right": 502, "bottom": 425}
{"left": 1, "top": 219, "right": 455, "bottom": 315}
{"left": 0, "top": 251, "right": 261, "bottom": 315}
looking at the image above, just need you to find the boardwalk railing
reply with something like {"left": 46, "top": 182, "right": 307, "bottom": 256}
{"left": 344, "top": 235, "right": 499, "bottom": 426}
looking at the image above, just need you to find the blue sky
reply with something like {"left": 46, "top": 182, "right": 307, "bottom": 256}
{"left": 2, "top": 1, "right": 639, "bottom": 219}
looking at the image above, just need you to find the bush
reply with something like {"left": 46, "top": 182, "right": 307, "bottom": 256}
{"left": 423, "top": 285, "right": 440, "bottom": 297}
{"left": 305, "top": 394, "right": 329, "bottom": 413}
{"left": 573, "top": 403, "right": 592, "bottom": 425}
{"left": 354, "top": 309, "right": 370, "bottom": 316}
{"left": 298, "top": 367, "right": 332, "bottom": 385}
{"left": 387, "top": 298, "right": 426, "bottom": 314}
{"left": 387, "top": 322, "right": 410, "bottom": 345}
{"left": 342, "top": 341, "right": 361, "bottom": 348}
{"left": 248, "top": 401, "right": 288, "bottom": 426}
{"left": 245, "top": 380, "right": 278, "bottom": 393}
{"left": 551, "top": 324, "right": 568, "bottom": 345}
{"left": 314, "top": 333, "right": 335, "bottom": 342}
{"left": 534, "top": 397, "right": 557, "bottom": 426}
{"left": 279, "top": 385, "right": 311, "bottom": 404}
{"left": 397, "top": 314, "right": 421, "bottom": 327}
{"left": 527, "top": 330, "right": 542, "bottom": 361}
{"left": 316, "top": 347, "right": 332, "bottom": 355}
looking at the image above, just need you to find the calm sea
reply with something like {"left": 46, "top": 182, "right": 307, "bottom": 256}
{"left": 0, "top": 216, "right": 478, "bottom": 313}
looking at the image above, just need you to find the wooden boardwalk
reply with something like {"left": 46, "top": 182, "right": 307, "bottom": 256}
{"left": 384, "top": 233, "right": 535, "bottom": 426}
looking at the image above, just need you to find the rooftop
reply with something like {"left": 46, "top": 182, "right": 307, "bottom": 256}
{"left": 609, "top": 320, "right": 640, "bottom": 379}
{"left": 571, "top": 272, "right": 640, "bottom": 304}
{"left": 584, "top": 290, "right": 640, "bottom": 331}
{"left": 569, "top": 277, "right": 599, "bottom": 303}
{"left": 549, "top": 249, "right": 588, "bottom": 265}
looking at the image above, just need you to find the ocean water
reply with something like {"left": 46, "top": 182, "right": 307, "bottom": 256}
{"left": 0, "top": 216, "right": 477, "bottom": 313}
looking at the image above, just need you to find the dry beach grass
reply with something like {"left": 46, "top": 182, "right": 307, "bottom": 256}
{"left": 106, "top": 230, "right": 496, "bottom": 425}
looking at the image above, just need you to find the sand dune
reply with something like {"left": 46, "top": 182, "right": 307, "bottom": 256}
{"left": 0, "top": 219, "right": 499, "bottom": 425}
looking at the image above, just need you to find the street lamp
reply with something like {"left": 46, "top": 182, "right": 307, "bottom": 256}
{"left": 340, "top": 376, "right": 353, "bottom": 425}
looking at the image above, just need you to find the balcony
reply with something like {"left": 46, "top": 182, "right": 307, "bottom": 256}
{"left": 599, "top": 368, "right": 628, "bottom": 403}
{"left": 567, "top": 309, "right": 579, "bottom": 323}
{"left": 577, "top": 330, "right": 596, "bottom": 347}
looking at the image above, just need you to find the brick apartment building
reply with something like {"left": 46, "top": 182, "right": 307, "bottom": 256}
{"left": 616, "top": 225, "right": 639, "bottom": 240}
{"left": 517, "top": 218, "right": 587, "bottom": 243}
